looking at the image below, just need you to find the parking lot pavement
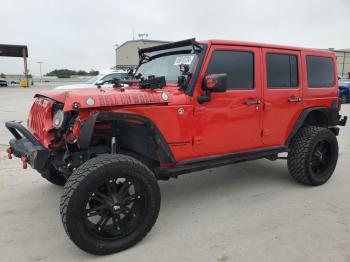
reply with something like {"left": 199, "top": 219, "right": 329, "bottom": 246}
{"left": 0, "top": 85, "right": 350, "bottom": 262}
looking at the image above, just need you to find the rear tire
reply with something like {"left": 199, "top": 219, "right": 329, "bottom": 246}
{"left": 60, "top": 154, "right": 161, "bottom": 255}
{"left": 287, "top": 126, "right": 338, "bottom": 186}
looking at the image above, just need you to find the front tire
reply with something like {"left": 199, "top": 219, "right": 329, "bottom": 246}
{"left": 287, "top": 126, "right": 338, "bottom": 186}
{"left": 60, "top": 154, "right": 161, "bottom": 255}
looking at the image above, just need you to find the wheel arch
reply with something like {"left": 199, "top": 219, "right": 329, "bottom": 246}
{"left": 286, "top": 106, "right": 340, "bottom": 145}
{"left": 77, "top": 112, "right": 175, "bottom": 165}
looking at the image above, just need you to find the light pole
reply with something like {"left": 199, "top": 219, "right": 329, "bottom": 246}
{"left": 37, "top": 61, "right": 43, "bottom": 83}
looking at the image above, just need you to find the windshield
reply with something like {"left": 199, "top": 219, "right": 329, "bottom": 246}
{"left": 135, "top": 52, "right": 199, "bottom": 84}
{"left": 86, "top": 75, "right": 104, "bottom": 84}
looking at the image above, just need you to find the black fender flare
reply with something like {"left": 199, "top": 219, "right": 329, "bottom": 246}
{"left": 285, "top": 106, "right": 341, "bottom": 145}
{"left": 77, "top": 112, "right": 175, "bottom": 164}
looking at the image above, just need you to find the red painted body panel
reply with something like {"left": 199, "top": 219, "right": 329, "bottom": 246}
{"left": 261, "top": 48, "right": 303, "bottom": 146}
{"left": 28, "top": 97, "right": 55, "bottom": 148}
{"left": 192, "top": 45, "right": 264, "bottom": 156}
{"left": 28, "top": 40, "right": 339, "bottom": 164}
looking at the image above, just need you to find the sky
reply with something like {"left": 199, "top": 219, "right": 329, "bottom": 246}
{"left": 0, "top": 0, "right": 349, "bottom": 75}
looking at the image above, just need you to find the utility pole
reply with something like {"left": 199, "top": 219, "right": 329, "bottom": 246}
{"left": 37, "top": 61, "right": 43, "bottom": 83}
{"left": 342, "top": 52, "right": 345, "bottom": 78}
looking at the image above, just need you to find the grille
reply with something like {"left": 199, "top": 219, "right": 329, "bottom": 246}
{"left": 28, "top": 97, "right": 53, "bottom": 140}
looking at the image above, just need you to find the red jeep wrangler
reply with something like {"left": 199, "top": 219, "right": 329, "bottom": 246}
{"left": 6, "top": 39, "right": 347, "bottom": 254}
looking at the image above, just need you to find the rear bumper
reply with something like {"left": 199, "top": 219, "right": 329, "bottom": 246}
{"left": 5, "top": 121, "right": 49, "bottom": 172}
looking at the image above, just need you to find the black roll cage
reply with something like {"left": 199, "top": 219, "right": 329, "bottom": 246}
{"left": 138, "top": 38, "right": 202, "bottom": 57}
{"left": 136, "top": 38, "right": 207, "bottom": 96}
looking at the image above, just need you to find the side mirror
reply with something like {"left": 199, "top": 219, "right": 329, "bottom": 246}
{"left": 202, "top": 73, "right": 227, "bottom": 92}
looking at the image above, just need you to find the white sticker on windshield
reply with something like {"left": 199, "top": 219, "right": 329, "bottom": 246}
{"left": 174, "top": 55, "right": 194, "bottom": 65}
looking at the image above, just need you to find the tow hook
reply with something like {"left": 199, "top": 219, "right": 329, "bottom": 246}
{"left": 6, "top": 147, "right": 13, "bottom": 159}
{"left": 21, "top": 156, "right": 29, "bottom": 169}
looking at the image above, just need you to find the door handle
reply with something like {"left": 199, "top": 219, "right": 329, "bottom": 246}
{"left": 288, "top": 97, "right": 302, "bottom": 102}
{"left": 244, "top": 99, "right": 261, "bottom": 105}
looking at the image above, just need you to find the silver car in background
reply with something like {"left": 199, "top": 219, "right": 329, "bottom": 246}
{"left": 55, "top": 70, "right": 128, "bottom": 90}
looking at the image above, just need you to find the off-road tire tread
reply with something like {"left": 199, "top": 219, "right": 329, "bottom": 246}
{"left": 287, "top": 126, "right": 337, "bottom": 186}
{"left": 60, "top": 154, "right": 160, "bottom": 255}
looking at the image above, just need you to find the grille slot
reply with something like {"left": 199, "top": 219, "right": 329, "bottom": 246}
{"left": 28, "top": 97, "right": 53, "bottom": 139}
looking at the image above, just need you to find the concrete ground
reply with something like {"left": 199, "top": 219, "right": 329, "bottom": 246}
{"left": 0, "top": 85, "right": 349, "bottom": 262}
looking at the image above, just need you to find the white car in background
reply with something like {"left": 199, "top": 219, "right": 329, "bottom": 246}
{"left": 54, "top": 70, "right": 128, "bottom": 90}
{"left": 0, "top": 78, "right": 8, "bottom": 87}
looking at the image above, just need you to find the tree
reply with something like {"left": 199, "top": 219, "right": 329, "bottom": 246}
{"left": 0, "top": 73, "right": 6, "bottom": 79}
{"left": 46, "top": 69, "right": 76, "bottom": 78}
{"left": 45, "top": 69, "right": 100, "bottom": 78}
{"left": 88, "top": 70, "right": 99, "bottom": 76}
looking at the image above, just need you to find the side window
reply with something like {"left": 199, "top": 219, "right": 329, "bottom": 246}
{"left": 306, "top": 56, "right": 335, "bottom": 87}
{"left": 266, "top": 53, "right": 298, "bottom": 88}
{"left": 205, "top": 50, "right": 254, "bottom": 89}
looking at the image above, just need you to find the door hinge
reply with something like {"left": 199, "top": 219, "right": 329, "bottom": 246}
{"left": 261, "top": 129, "right": 271, "bottom": 137}
{"left": 263, "top": 102, "right": 272, "bottom": 112}
{"left": 193, "top": 136, "right": 204, "bottom": 145}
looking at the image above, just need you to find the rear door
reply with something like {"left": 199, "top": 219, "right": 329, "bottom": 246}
{"left": 261, "top": 48, "right": 303, "bottom": 146}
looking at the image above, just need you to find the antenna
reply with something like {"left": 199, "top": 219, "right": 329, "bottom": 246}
{"left": 132, "top": 26, "right": 135, "bottom": 40}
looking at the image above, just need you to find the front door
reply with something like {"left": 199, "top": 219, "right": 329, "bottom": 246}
{"left": 193, "top": 45, "right": 263, "bottom": 156}
{"left": 261, "top": 48, "right": 303, "bottom": 146}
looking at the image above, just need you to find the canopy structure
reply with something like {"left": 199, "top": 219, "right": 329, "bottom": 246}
{"left": 0, "top": 44, "right": 29, "bottom": 86}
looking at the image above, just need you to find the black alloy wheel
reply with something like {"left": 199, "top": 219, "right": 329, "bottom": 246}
{"left": 60, "top": 154, "right": 161, "bottom": 255}
{"left": 287, "top": 126, "right": 338, "bottom": 186}
{"left": 310, "top": 140, "right": 333, "bottom": 175}
{"left": 84, "top": 176, "right": 146, "bottom": 241}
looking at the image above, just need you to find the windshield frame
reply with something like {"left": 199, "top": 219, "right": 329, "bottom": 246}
{"left": 135, "top": 50, "right": 198, "bottom": 85}
{"left": 135, "top": 43, "right": 208, "bottom": 96}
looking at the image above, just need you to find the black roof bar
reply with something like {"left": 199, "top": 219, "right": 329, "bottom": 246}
{"left": 138, "top": 38, "right": 200, "bottom": 54}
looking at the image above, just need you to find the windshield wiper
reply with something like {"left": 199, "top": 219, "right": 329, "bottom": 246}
{"left": 139, "top": 75, "right": 166, "bottom": 89}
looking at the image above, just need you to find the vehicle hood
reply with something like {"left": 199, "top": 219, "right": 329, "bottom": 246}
{"left": 54, "top": 83, "right": 96, "bottom": 90}
{"left": 35, "top": 87, "right": 188, "bottom": 111}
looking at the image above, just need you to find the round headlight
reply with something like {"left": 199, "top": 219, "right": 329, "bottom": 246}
{"left": 53, "top": 110, "right": 65, "bottom": 129}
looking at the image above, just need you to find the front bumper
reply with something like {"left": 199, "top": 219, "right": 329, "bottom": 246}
{"left": 5, "top": 121, "right": 49, "bottom": 172}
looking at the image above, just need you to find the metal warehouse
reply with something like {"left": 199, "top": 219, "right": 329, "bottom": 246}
{"left": 332, "top": 48, "right": 350, "bottom": 78}
{"left": 115, "top": 39, "right": 169, "bottom": 69}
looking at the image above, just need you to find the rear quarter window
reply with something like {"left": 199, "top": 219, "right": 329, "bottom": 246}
{"left": 306, "top": 56, "right": 335, "bottom": 88}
